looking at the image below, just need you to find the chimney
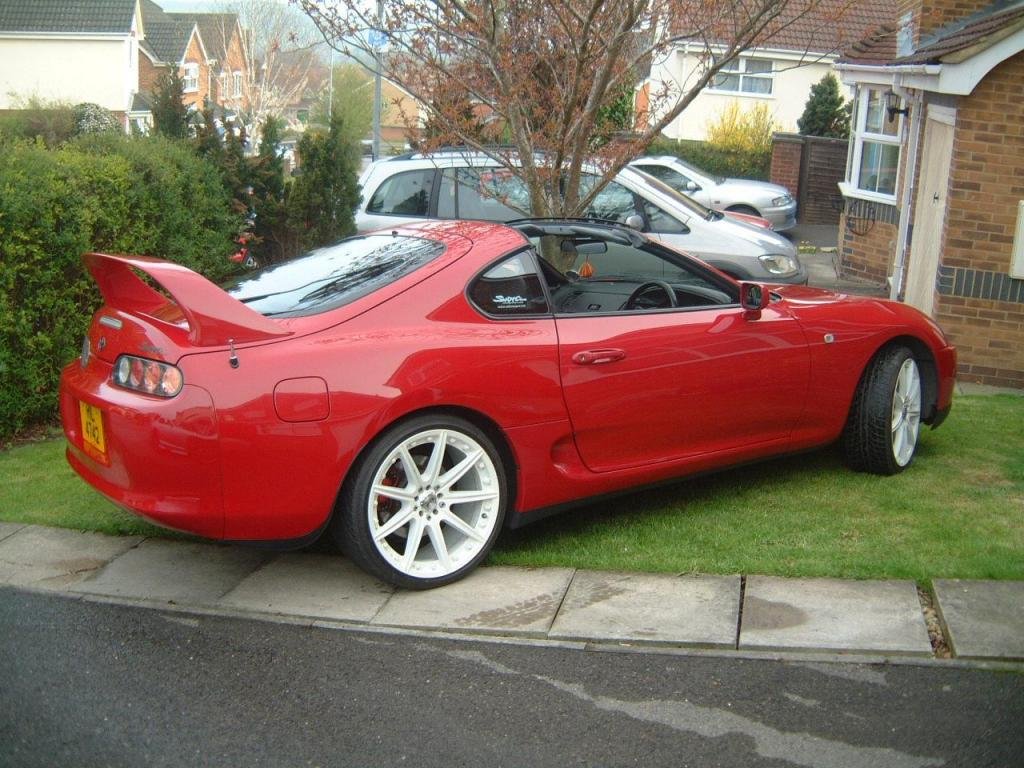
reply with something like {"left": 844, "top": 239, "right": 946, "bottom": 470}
{"left": 896, "top": 0, "right": 996, "bottom": 53}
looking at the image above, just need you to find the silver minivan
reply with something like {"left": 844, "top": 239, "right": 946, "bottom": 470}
{"left": 355, "top": 152, "right": 806, "bottom": 283}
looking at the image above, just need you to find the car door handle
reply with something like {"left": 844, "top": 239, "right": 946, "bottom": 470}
{"left": 572, "top": 349, "right": 626, "bottom": 365}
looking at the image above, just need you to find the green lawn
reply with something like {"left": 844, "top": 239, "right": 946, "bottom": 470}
{"left": 2, "top": 395, "right": 1022, "bottom": 581}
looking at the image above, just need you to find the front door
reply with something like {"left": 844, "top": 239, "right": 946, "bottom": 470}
{"left": 905, "top": 107, "right": 956, "bottom": 315}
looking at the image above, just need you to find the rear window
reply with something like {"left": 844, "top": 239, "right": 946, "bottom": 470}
{"left": 366, "top": 169, "right": 434, "bottom": 216}
{"left": 223, "top": 234, "right": 444, "bottom": 317}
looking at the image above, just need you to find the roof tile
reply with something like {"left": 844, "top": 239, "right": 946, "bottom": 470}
{"left": 0, "top": 0, "right": 137, "bottom": 34}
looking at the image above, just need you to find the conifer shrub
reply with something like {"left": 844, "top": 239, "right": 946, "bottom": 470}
{"left": 797, "top": 74, "right": 850, "bottom": 139}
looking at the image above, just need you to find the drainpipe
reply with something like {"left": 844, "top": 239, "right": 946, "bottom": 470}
{"left": 890, "top": 87, "right": 924, "bottom": 301}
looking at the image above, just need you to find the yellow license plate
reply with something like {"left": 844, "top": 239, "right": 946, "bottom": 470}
{"left": 79, "top": 401, "right": 107, "bottom": 457}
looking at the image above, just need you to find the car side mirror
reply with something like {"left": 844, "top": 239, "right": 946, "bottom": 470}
{"left": 685, "top": 181, "right": 699, "bottom": 192}
{"left": 740, "top": 282, "right": 769, "bottom": 318}
{"left": 624, "top": 214, "right": 645, "bottom": 231}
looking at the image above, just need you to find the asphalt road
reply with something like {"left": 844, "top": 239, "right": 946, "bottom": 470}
{"left": 2, "top": 588, "right": 1022, "bottom": 768}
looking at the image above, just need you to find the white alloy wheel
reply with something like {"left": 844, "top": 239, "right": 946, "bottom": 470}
{"left": 365, "top": 426, "right": 502, "bottom": 582}
{"left": 890, "top": 357, "right": 921, "bottom": 467}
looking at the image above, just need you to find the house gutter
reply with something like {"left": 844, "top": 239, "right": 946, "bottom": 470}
{"left": 890, "top": 88, "right": 924, "bottom": 301}
{"left": 835, "top": 63, "right": 941, "bottom": 76}
{"left": 835, "top": 63, "right": 943, "bottom": 90}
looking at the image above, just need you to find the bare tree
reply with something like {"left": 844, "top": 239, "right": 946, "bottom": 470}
{"left": 298, "top": 0, "right": 857, "bottom": 216}
{"left": 206, "top": 0, "right": 328, "bottom": 131}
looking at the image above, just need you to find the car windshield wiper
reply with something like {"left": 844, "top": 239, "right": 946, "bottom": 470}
{"left": 236, "top": 260, "right": 404, "bottom": 312}
{"left": 296, "top": 260, "right": 402, "bottom": 305}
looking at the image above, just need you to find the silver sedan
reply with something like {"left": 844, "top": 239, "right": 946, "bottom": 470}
{"left": 629, "top": 156, "right": 797, "bottom": 231}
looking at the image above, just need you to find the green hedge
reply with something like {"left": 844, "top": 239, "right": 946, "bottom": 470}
{"left": 645, "top": 137, "right": 770, "bottom": 181}
{"left": 0, "top": 135, "right": 238, "bottom": 440}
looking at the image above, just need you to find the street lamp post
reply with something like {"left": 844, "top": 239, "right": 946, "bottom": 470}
{"left": 372, "top": 0, "right": 383, "bottom": 161}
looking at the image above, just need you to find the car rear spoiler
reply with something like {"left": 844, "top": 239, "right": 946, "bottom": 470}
{"left": 84, "top": 252, "right": 292, "bottom": 346}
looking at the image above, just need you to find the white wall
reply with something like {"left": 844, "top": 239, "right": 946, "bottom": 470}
{"left": 647, "top": 47, "right": 848, "bottom": 141}
{"left": 0, "top": 36, "right": 136, "bottom": 111}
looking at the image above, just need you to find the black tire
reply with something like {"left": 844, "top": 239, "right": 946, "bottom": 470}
{"left": 333, "top": 414, "right": 508, "bottom": 589}
{"left": 842, "top": 345, "right": 923, "bottom": 475}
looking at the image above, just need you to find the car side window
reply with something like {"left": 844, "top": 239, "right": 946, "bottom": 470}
{"left": 439, "top": 168, "right": 531, "bottom": 221}
{"left": 366, "top": 170, "right": 435, "bottom": 216}
{"left": 536, "top": 235, "right": 738, "bottom": 314}
{"left": 641, "top": 199, "right": 689, "bottom": 234}
{"left": 468, "top": 251, "right": 550, "bottom": 317}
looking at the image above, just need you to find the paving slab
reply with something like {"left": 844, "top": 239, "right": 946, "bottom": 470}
{"left": 0, "top": 522, "right": 26, "bottom": 542}
{"left": 934, "top": 579, "right": 1024, "bottom": 660}
{"left": 372, "top": 566, "right": 575, "bottom": 636}
{"left": 69, "top": 538, "right": 270, "bottom": 605}
{"left": 740, "top": 577, "right": 931, "bottom": 655}
{"left": 219, "top": 553, "right": 393, "bottom": 622}
{"left": 548, "top": 571, "right": 740, "bottom": 647}
{"left": 0, "top": 525, "right": 141, "bottom": 589}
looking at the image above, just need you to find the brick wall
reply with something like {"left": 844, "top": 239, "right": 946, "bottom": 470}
{"left": 838, "top": 209, "right": 896, "bottom": 285}
{"left": 181, "top": 33, "right": 210, "bottom": 109}
{"left": 936, "top": 296, "right": 1024, "bottom": 387}
{"left": 898, "top": 0, "right": 994, "bottom": 46}
{"left": 933, "top": 50, "right": 1024, "bottom": 387}
{"left": 770, "top": 133, "right": 802, "bottom": 201}
{"left": 138, "top": 56, "right": 161, "bottom": 96}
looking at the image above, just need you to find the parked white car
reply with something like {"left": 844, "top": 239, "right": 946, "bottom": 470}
{"left": 628, "top": 155, "right": 798, "bottom": 231}
{"left": 356, "top": 151, "right": 807, "bottom": 283}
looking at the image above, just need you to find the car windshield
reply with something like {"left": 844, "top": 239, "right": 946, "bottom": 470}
{"left": 222, "top": 234, "right": 444, "bottom": 317}
{"left": 626, "top": 169, "right": 724, "bottom": 221}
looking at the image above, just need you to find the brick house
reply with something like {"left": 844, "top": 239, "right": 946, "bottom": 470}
{"left": 167, "top": 11, "right": 249, "bottom": 115}
{"left": 642, "top": 0, "right": 892, "bottom": 141}
{"left": 138, "top": 0, "right": 209, "bottom": 110}
{"left": 835, "top": 0, "right": 1024, "bottom": 388}
{"left": 0, "top": 0, "right": 144, "bottom": 126}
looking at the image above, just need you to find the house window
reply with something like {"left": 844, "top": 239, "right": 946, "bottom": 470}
{"left": 183, "top": 63, "right": 199, "bottom": 93}
{"left": 709, "top": 57, "right": 774, "bottom": 95}
{"left": 233, "top": 71, "right": 242, "bottom": 98}
{"left": 847, "top": 87, "right": 902, "bottom": 198}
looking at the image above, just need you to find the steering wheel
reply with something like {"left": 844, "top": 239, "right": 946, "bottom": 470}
{"left": 623, "top": 280, "right": 678, "bottom": 310}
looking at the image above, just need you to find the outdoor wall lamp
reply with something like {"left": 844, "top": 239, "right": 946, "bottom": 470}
{"left": 886, "top": 90, "right": 910, "bottom": 120}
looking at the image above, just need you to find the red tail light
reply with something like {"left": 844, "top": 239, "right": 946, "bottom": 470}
{"left": 113, "top": 355, "right": 184, "bottom": 397}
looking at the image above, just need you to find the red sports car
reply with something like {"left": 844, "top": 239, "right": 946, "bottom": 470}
{"left": 60, "top": 219, "right": 956, "bottom": 588}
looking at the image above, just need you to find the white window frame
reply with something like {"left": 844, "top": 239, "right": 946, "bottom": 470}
{"left": 708, "top": 56, "right": 775, "bottom": 97}
{"left": 844, "top": 86, "right": 903, "bottom": 203}
{"left": 232, "top": 71, "right": 243, "bottom": 99}
{"left": 182, "top": 62, "right": 199, "bottom": 93}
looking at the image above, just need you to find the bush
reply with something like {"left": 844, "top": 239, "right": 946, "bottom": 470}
{"left": 645, "top": 136, "right": 770, "bottom": 181}
{"left": 798, "top": 73, "right": 850, "bottom": 139}
{"left": 706, "top": 101, "right": 777, "bottom": 155}
{"left": 642, "top": 102, "right": 777, "bottom": 181}
{"left": 287, "top": 115, "right": 361, "bottom": 252}
{"left": 73, "top": 103, "right": 121, "bottom": 136}
{"left": 0, "top": 135, "right": 238, "bottom": 439}
{"left": 0, "top": 96, "right": 76, "bottom": 147}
